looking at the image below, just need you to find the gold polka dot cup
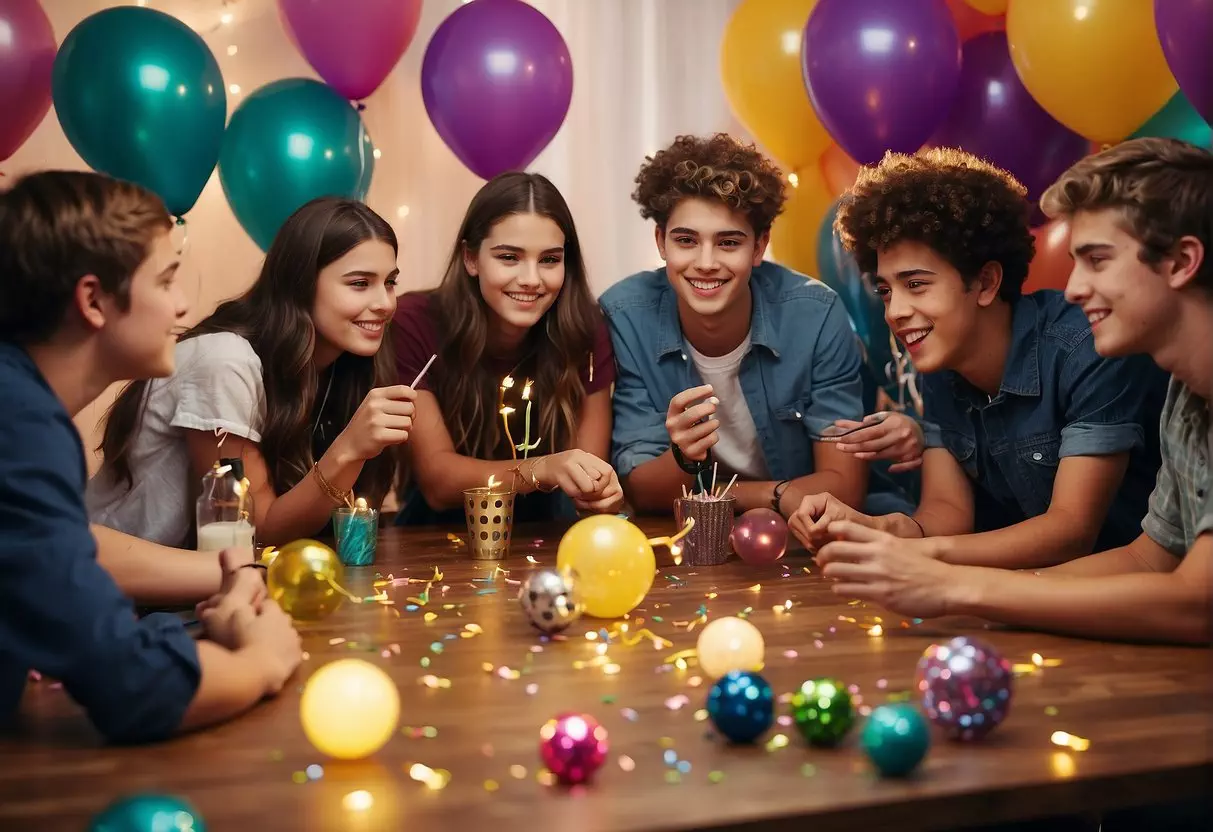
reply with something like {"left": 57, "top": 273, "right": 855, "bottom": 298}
{"left": 463, "top": 486, "right": 516, "bottom": 560}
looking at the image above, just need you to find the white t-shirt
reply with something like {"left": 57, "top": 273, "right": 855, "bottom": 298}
{"left": 87, "top": 332, "right": 266, "bottom": 547}
{"left": 687, "top": 335, "right": 769, "bottom": 481}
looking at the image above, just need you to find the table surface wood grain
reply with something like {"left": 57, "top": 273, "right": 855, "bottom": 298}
{"left": 2, "top": 521, "right": 1211, "bottom": 832}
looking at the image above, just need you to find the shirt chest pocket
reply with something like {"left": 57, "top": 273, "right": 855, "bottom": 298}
{"left": 939, "top": 427, "right": 979, "bottom": 481}
{"left": 772, "top": 402, "right": 814, "bottom": 474}
{"left": 1013, "top": 437, "right": 1061, "bottom": 517}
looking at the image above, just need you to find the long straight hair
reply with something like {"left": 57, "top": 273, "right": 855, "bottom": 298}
{"left": 419, "top": 172, "right": 602, "bottom": 461}
{"left": 100, "top": 197, "right": 401, "bottom": 506}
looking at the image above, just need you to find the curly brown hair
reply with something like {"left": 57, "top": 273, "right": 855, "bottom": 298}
{"left": 834, "top": 147, "right": 1035, "bottom": 301}
{"left": 632, "top": 133, "right": 788, "bottom": 233}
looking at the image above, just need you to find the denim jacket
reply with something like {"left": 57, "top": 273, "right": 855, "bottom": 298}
{"left": 921, "top": 290, "right": 1168, "bottom": 549}
{"left": 601, "top": 262, "right": 914, "bottom": 512}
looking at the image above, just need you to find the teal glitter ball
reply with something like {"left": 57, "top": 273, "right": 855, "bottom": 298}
{"left": 88, "top": 794, "right": 205, "bottom": 832}
{"left": 790, "top": 677, "right": 854, "bottom": 746}
{"left": 861, "top": 703, "right": 931, "bottom": 777}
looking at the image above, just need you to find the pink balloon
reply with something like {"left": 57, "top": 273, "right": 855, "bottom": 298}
{"left": 730, "top": 509, "right": 789, "bottom": 565}
{"left": 0, "top": 0, "right": 56, "bottom": 162}
{"left": 277, "top": 0, "right": 422, "bottom": 101}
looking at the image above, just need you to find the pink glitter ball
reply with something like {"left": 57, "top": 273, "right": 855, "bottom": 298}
{"left": 538, "top": 713, "right": 609, "bottom": 785}
{"left": 915, "top": 636, "right": 1013, "bottom": 741}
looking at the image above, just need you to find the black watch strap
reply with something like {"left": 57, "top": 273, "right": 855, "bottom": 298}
{"left": 771, "top": 479, "right": 793, "bottom": 515}
{"left": 671, "top": 443, "right": 713, "bottom": 475}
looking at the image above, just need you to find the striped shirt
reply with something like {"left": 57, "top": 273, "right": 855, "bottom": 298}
{"left": 1141, "top": 378, "right": 1212, "bottom": 556}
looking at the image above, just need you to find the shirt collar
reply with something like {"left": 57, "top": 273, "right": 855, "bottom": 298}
{"left": 653, "top": 263, "right": 781, "bottom": 360}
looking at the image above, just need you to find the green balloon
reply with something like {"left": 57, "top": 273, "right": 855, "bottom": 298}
{"left": 1130, "top": 92, "right": 1212, "bottom": 149}
{"left": 88, "top": 793, "right": 206, "bottom": 832}
{"left": 219, "top": 78, "right": 375, "bottom": 251}
{"left": 52, "top": 7, "right": 225, "bottom": 216}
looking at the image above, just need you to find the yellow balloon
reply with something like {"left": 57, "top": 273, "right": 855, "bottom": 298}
{"left": 696, "top": 616, "right": 765, "bottom": 679}
{"left": 267, "top": 538, "right": 345, "bottom": 620}
{"left": 721, "top": 0, "right": 831, "bottom": 171}
{"left": 300, "top": 659, "right": 400, "bottom": 760}
{"left": 556, "top": 516, "right": 655, "bottom": 619}
{"left": 1006, "top": 0, "right": 1177, "bottom": 143}
{"left": 768, "top": 164, "right": 835, "bottom": 277}
{"left": 963, "top": 0, "right": 1006, "bottom": 14}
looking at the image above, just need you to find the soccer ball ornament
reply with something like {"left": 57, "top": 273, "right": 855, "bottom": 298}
{"left": 519, "top": 568, "right": 583, "bottom": 634}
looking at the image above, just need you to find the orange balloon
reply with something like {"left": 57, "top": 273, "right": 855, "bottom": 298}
{"left": 820, "top": 144, "right": 861, "bottom": 198}
{"left": 1024, "top": 218, "right": 1072, "bottom": 293}
{"left": 945, "top": 0, "right": 1004, "bottom": 41}
{"left": 769, "top": 165, "right": 835, "bottom": 277}
{"left": 963, "top": 0, "right": 1007, "bottom": 14}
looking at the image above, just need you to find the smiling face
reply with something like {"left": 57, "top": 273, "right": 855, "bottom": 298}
{"left": 1064, "top": 208, "right": 1183, "bottom": 358}
{"left": 872, "top": 240, "right": 999, "bottom": 374}
{"left": 657, "top": 197, "right": 767, "bottom": 320}
{"left": 311, "top": 238, "right": 399, "bottom": 363}
{"left": 466, "top": 212, "right": 565, "bottom": 343}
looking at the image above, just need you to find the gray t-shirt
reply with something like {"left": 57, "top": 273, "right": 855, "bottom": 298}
{"left": 1141, "top": 377, "right": 1212, "bottom": 555}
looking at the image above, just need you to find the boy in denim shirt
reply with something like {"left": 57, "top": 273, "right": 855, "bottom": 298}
{"left": 601, "top": 134, "right": 914, "bottom": 519}
{"left": 813, "top": 138, "right": 1211, "bottom": 647}
{"left": 790, "top": 147, "right": 1168, "bottom": 570}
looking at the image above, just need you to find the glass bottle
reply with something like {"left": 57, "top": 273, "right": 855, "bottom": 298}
{"left": 196, "top": 457, "right": 256, "bottom": 551}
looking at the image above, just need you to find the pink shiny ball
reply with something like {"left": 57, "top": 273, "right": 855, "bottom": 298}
{"left": 915, "top": 636, "right": 1013, "bottom": 741}
{"left": 730, "top": 508, "right": 789, "bottom": 564}
{"left": 538, "top": 712, "right": 609, "bottom": 785}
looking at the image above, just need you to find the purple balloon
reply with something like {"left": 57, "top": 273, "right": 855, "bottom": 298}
{"left": 0, "top": 0, "right": 55, "bottom": 162}
{"left": 422, "top": 0, "right": 572, "bottom": 180}
{"left": 803, "top": 0, "right": 961, "bottom": 165}
{"left": 1155, "top": 0, "right": 1213, "bottom": 124}
{"left": 278, "top": 0, "right": 422, "bottom": 101}
{"left": 931, "top": 32, "right": 1089, "bottom": 204}
{"left": 730, "top": 509, "right": 788, "bottom": 565}
{"left": 916, "top": 636, "right": 1013, "bottom": 741}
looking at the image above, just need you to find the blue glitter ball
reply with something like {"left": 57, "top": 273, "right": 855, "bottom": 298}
{"left": 88, "top": 794, "right": 205, "bottom": 832}
{"left": 706, "top": 670, "right": 775, "bottom": 744}
{"left": 861, "top": 703, "right": 931, "bottom": 777}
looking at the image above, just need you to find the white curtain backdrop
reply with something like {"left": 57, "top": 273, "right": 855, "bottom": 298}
{"left": 4, "top": 0, "right": 746, "bottom": 464}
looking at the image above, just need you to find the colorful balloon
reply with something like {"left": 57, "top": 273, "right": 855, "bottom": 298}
{"left": 421, "top": 0, "right": 572, "bottom": 180}
{"left": 945, "top": 0, "right": 1005, "bottom": 41}
{"left": 803, "top": 0, "right": 962, "bottom": 164}
{"left": 916, "top": 636, "right": 1013, "bottom": 741}
{"left": 861, "top": 703, "right": 931, "bottom": 777}
{"left": 696, "top": 616, "right": 765, "bottom": 678}
{"left": 52, "top": 7, "right": 225, "bottom": 215}
{"left": 1006, "top": 0, "right": 1177, "bottom": 143}
{"left": 931, "top": 32, "right": 1089, "bottom": 203}
{"left": 767, "top": 164, "right": 834, "bottom": 277}
{"left": 1023, "top": 218, "right": 1073, "bottom": 294}
{"left": 1154, "top": 0, "right": 1213, "bottom": 124}
{"left": 730, "top": 508, "right": 789, "bottom": 564}
{"left": 720, "top": 0, "right": 832, "bottom": 171}
{"left": 790, "top": 677, "right": 855, "bottom": 746}
{"left": 300, "top": 659, "right": 400, "bottom": 760}
{"left": 539, "top": 713, "right": 609, "bottom": 785}
{"left": 0, "top": 0, "right": 55, "bottom": 162}
{"left": 88, "top": 795, "right": 205, "bottom": 832}
{"left": 963, "top": 0, "right": 1006, "bottom": 13}
{"left": 277, "top": 0, "right": 422, "bottom": 101}
{"left": 556, "top": 516, "right": 654, "bottom": 619}
{"left": 219, "top": 78, "right": 374, "bottom": 251}
{"left": 707, "top": 670, "right": 775, "bottom": 744}
{"left": 266, "top": 538, "right": 346, "bottom": 620}
{"left": 819, "top": 143, "right": 861, "bottom": 198}
{"left": 1130, "top": 91, "right": 1212, "bottom": 148}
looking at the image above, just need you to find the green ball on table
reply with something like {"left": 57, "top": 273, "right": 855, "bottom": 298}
{"left": 790, "top": 677, "right": 855, "bottom": 746}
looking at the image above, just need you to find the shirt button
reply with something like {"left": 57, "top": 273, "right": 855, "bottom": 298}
{"left": 1032, "top": 452, "right": 1043, "bottom": 461}
{"left": 680, "top": 352, "right": 687, "bottom": 361}
{"left": 794, "top": 411, "right": 802, "bottom": 419}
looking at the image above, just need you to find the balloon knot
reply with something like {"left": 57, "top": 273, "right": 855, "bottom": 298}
{"left": 356, "top": 101, "right": 367, "bottom": 112}
{"left": 175, "top": 216, "right": 187, "bottom": 226}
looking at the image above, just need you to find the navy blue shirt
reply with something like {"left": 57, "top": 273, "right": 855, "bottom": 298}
{"left": 921, "top": 291, "right": 1167, "bottom": 549}
{"left": 0, "top": 343, "right": 200, "bottom": 743}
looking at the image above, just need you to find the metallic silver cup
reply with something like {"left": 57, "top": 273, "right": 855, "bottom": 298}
{"left": 673, "top": 496, "right": 737, "bottom": 566}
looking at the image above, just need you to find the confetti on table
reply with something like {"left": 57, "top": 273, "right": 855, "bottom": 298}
{"left": 800, "top": 764, "right": 817, "bottom": 777}
{"left": 305, "top": 764, "right": 323, "bottom": 780}
{"left": 693, "top": 709, "right": 708, "bottom": 722}
{"left": 328, "top": 637, "right": 346, "bottom": 646}
{"left": 868, "top": 624, "right": 884, "bottom": 637}
{"left": 484, "top": 779, "right": 499, "bottom": 792}
{"left": 708, "top": 771, "right": 725, "bottom": 783}
{"left": 509, "top": 765, "right": 527, "bottom": 779}
{"left": 1045, "top": 706, "right": 1059, "bottom": 716}
{"left": 619, "top": 755, "right": 636, "bottom": 772}
{"left": 526, "top": 555, "right": 540, "bottom": 564}
{"left": 621, "top": 708, "right": 639, "bottom": 721}
{"left": 747, "top": 584, "right": 762, "bottom": 592}
{"left": 525, "top": 683, "right": 539, "bottom": 695}
{"left": 408, "top": 763, "right": 451, "bottom": 790}
{"left": 765, "top": 734, "right": 789, "bottom": 752}
{"left": 783, "top": 650, "right": 798, "bottom": 659}
{"left": 665, "top": 695, "right": 690, "bottom": 710}
{"left": 1051, "top": 731, "right": 1090, "bottom": 751}
{"left": 419, "top": 675, "right": 451, "bottom": 689}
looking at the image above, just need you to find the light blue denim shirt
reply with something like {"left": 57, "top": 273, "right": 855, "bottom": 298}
{"left": 601, "top": 261, "right": 866, "bottom": 485}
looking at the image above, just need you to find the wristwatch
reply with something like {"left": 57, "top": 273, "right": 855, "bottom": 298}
{"left": 671, "top": 443, "right": 713, "bottom": 476}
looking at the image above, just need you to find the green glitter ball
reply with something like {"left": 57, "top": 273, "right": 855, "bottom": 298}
{"left": 790, "top": 678, "right": 855, "bottom": 746}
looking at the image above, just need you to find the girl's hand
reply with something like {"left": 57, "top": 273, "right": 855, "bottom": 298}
{"left": 335, "top": 385, "right": 417, "bottom": 461}
{"left": 536, "top": 450, "right": 616, "bottom": 502}
{"left": 574, "top": 468, "right": 625, "bottom": 514}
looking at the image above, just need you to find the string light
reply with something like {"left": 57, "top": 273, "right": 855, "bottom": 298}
{"left": 228, "top": 84, "right": 241, "bottom": 95}
{"left": 372, "top": 148, "right": 383, "bottom": 160}
{"left": 396, "top": 206, "right": 411, "bottom": 219}
{"left": 227, "top": 45, "right": 238, "bottom": 56}
{"left": 220, "top": 12, "right": 234, "bottom": 25}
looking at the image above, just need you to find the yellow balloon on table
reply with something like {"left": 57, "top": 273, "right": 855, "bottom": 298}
{"left": 696, "top": 616, "right": 766, "bottom": 679}
{"left": 1006, "top": 0, "right": 1177, "bottom": 144}
{"left": 768, "top": 163, "right": 835, "bottom": 278}
{"left": 267, "top": 538, "right": 345, "bottom": 620}
{"left": 300, "top": 659, "right": 400, "bottom": 760}
{"left": 720, "top": 0, "right": 832, "bottom": 172}
{"left": 963, "top": 0, "right": 1006, "bottom": 14}
{"left": 556, "top": 516, "right": 655, "bottom": 619}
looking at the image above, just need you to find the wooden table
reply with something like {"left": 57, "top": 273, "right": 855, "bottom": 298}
{"left": 2, "top": 522, "right": 1211, "bottom": 831}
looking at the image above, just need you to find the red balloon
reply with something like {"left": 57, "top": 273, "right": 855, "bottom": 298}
{"left": 944, "top": 0, "right": 1004, "bottom": 41}
{"left": 0, "top": 0, "right": 55, "bottom": 162}
{"left": 730, "top": 509, "right": 789, "bottom": 565}
{"left": 1024, "top": 218, "right": 1073, "bottom": 293}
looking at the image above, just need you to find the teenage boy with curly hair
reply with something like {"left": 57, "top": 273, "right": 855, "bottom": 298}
{"left": 790, "top": 147, "right": 1169, "bottom": 569}
{"left": 601, "top": 134, "right": 911, "bottom": 519}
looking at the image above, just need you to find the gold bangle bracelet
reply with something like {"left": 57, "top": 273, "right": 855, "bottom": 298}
{"left": 311, "top": 462, "right": 351, "bottom": 506}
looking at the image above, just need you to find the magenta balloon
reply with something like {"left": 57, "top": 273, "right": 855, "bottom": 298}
{"left": 277, "top": 0, "right": 422, "bottom": 101}
{"left": 421, "top": 0, "right": 573, "bottom": 180}
{"left": 0, "top": 0, "right": 55, "bottom": 161}
{"left": 803, "top": 0, "right": 961, "bottom": 165}
{"left": 931, "top": 32, "right": 1089, "bottom": 204}
{"left": 730, "top": 509, "right": 789, "bottom": 565}
{"left": 1154, "top": 0, "right": 1213, "bottom": 124}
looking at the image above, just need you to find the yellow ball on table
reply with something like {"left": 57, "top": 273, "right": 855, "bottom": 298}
{"left": 267, "top": 539, "right": 344, "bottom": 620}
{"left": 300, "top": 659, "right": 400, "bottom": 760}
{"left": 556, "top": 515, "right": 655, "bottom": 619}
{"left": 696, "top": 616, "right": 765, "bottom": 679}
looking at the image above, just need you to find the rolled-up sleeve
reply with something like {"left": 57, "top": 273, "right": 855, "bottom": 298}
{"left": 604, "top": 308, "right": 670, "bottom": 478}
{"left": 1, "top": 412, "right": 200, "bottom": 743}
{"left": 1058, "top": 339, "right": 1159, "bottom": 458}
{"left": 804, "top": 298, "right": 863, "bottom": 436}
{"left": 1141, "top": 451, "right": 1186, "bottom": 557}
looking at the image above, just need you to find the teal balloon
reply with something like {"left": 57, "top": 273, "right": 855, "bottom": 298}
{"left": 1130, "top": 92, "right": 1212, "bottom": 149}
{"left": 52, "top": 7, "right": 225, "bottom": 216}
{"left": 88, "top": 794, "right": 206, "bottom": 832}
{"left": 861, "top": 703, "right": 931, "bottom": 777}
{"left": 219, "top": 78, "right": 375, "bottom": 251}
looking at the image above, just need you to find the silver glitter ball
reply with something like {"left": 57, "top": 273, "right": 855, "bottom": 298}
{"left": 519, "top": 568, "right": 583, "bottom": 634}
